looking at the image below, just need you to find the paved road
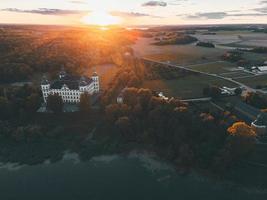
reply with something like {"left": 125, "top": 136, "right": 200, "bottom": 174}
{"left": 181, "top": 97, "right": 212, "bottom": 102}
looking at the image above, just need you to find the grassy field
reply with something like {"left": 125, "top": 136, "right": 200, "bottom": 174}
{"left": 143, "top": 74, "right": 238, "bottom": 99}
{"left": 186, "top": 61, "right": 238, "bottom": 74}
{"left": 234, "top": 74, "right": 267, "bottom": 88}
{"left": 222, "top": 71, "right": 253, "bottom": 78}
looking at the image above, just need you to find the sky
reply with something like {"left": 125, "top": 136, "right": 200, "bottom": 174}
{"left": 0, "top": 0, "right": 267, "bottom": 25}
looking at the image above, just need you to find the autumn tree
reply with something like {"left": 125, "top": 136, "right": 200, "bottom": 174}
{"left": 79, "top": 92, "right": 91, "bottom": 113}
{"left": 115, "top": 116, "right": 133, "bottom": 139}
{"left": 47, "top": 94, "right": 63, "bottom": 113}
{"left": 215, "top": 122, "right": 257, "bottom": 171}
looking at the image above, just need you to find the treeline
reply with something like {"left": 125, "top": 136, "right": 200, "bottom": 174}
{"left": 153, "top": 34, "right": 198, "bottom": 45}
{"left": 0, "top": 84, "right": 41, "bottom": 120}
{"left": 104, "top": 87, "right": 256, "bottom": 173}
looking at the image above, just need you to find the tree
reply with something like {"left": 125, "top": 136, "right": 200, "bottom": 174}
{"left": 227, "top": 122, "right": 256, "bottom": 138}
{"left": 234, "top": 88, "right": 242, "bottom": 96}
{"left": 138, "top": 88, "right": 152, "bottom": 109}
{"left": 79, "top": 92, "right": 91, "bottom": 113}
{"left": 203, "top": 86, "right": 221, "bottom": 98}
{"left": 123, "top": 88, "right": 139, "bottom": 107}
{"left": 209, "top": 86, "right": 221, "bottom": 99}
{"left": 0, "top": 97, "right": 10, "bottom": 119}
{"left": 244, "top": 92, "right": 267, "bottom": 109}
{"left": 115, "top": 116, "right": 132, "bottom": 139}
{"left": 226, "top": 122, "right": 256, "bottom": 159}
{"left": 25, "top": 93, "right": 41, "bottom": 112}
{"left": 47, "top": 94, "right": 63, "bottom": 113}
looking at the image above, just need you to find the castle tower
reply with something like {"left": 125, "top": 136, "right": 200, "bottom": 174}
{"left": 59, "top": 66, "right": 67, "bottom": 79}
{"left": 41, "top": 75, "right": 50, "bottom": 103}
{"left": 92, "top": 71, "right": 100, "bottom": 93}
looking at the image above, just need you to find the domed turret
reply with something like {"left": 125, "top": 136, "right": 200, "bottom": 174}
{"left": 41, "top": 75, "right": 50, "bottom": 85}
{"left": 59, "top": 67, "right": 67, "bottom": 79}
{"left": 79, "top": 76, "right": 88, "bottom": 87}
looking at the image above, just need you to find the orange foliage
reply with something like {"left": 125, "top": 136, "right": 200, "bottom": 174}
{"left": 227, "top": 122, "right": 257, "bottom": 137}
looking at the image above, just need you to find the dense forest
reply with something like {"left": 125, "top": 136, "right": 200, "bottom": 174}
{"left": 0, "top": 26, "right": 138, "bottom": 83}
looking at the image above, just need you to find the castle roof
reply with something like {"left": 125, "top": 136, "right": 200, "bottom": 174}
{"left": 50, "top": 75, "right": 93, "bottom": 90}
{"left": 41, "top": 75, "right": 49, "bottom": 85}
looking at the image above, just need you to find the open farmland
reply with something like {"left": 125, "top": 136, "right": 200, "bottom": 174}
{"left": 185, "top": 61, "right": 239, "bottom": 74}
{"left": 143, "top": 73, "right": 238, "bottom": 99}
{"left": 234, "top": 74, "right": 267, "bottom": 88}
{"left": 132, "top": 38, "right": 225, "bottom": 65}
{"left": 194, "top": 31, "right": 244, "bottom": 45}
{"left": 194, "top": 31, "right": 267, "bottom": 48}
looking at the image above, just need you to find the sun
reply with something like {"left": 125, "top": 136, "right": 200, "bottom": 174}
{"left": 81, "top": 11, "right": 121, "bottom": 26}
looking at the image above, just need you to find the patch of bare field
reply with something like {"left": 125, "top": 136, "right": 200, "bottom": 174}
{"left": 195, "top": 31, "right": 267, "bottom": 48}
{"left": 238, "top": 40, "right": 267, "bottom": 47}
{"left": 132, "top": 38, "right": 224, "bottom": 65}
{"left": 194, "top": 33, "right": 240, "bottom": 45}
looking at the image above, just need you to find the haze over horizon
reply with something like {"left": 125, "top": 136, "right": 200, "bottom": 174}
{"left": 0, "top": 0, "right": 267, "bottom": 26}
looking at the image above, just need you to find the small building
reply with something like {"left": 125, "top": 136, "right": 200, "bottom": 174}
{"left": 158, "top": 92, "right": 169, "bottom": 101}
{"left": 258, "top": 66, "right": 267, "bottom": 73}
{"left": 117, "top": 88, "right": 127, "bottom": 104}
{"left": 41, "top": 68, "right": 100, "bottom": 104}
{"left": 251, "top": 113, "right": 267, "bottom": 135}
{"left": 220, "top": 87, "right": 238, "bottom": 96}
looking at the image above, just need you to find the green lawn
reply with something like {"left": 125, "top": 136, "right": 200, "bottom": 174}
{"left": 143, "top": 74, "right": 238, "bottom": 99}
{"left": 186, "top": 61, "right": 238, "bottom": 74}
{"left": 222, "top": 71, "right": 253, "bottom": 78}
{"left": 234, "top": 74, "right": 267, "bottom": 88}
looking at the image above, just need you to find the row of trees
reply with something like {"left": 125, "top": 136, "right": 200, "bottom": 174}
{"left": 46, "top": 92, "right": 92, "bottom": 114}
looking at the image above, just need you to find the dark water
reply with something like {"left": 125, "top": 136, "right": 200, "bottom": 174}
{"left": 0, "top": 152, "right": 266, "bottom": 200}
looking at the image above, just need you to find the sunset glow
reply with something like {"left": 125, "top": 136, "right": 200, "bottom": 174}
{"left": 81, "top": 11, "right": 122, "bottom": 26}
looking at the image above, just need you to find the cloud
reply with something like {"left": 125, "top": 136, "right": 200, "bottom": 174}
{"left": 1, "top": 8, "right": 88, "bottom": 15}
{"left": 142, "top": 1, "right": 167, "bottom": 7}
{"left": 68, "top": 1, "right": 87, "bottom": 4}
{"left": 183, "top": 11, "right": 267, "bottom": 19}
{"left": 253, "top": 6, "right": 267, "bottom": 13}
{"left": 186, "top": 12, "right": 227, "bottom": 19}
{"left": 110, "top": 11, "right": 162, "bottom": 18}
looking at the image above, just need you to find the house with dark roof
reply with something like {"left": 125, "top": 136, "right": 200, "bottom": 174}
{"left": 41, "top": 68, "right": 100, "bottom": 104}
{"left": 251, "top": 112, "right": 267, "bottom": 135}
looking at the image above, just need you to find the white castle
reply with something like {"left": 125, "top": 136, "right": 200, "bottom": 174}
{"left": 41, "top": 68, "right": 100, "bottom": 104}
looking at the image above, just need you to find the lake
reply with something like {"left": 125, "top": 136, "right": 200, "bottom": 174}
{"left": 0, "top": 152, "right": 266, "bottom": 200}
